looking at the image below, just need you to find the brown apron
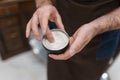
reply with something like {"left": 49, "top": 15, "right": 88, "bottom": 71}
{"left": 48, "top": 0, "right": 120, "bottom": 80}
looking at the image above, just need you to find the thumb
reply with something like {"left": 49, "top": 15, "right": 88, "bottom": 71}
{"left": 69, "top": 31, "right": 85, "bottom": 56}
{"left": 69, "top": 36, "right": 81, "bottom": 56}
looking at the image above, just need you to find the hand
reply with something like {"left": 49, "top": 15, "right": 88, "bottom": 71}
{"left": 49, "top": 24, "right": 98, "bottom": 60}
{"left": 26, "top": 4, "right": 64, "bottom": 42}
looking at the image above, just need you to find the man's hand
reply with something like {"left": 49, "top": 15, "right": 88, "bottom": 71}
{"left": 49, "top": 7, "right": 120, "bottom": 60}
{"left": 49, "top": 24, "right": 97, "bottom": 60}
{"left": 26, "top": 4, "right": 64, "bottom": 42}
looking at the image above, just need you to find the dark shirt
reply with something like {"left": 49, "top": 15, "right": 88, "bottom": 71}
{"left": 52, "top": 0, "right": 120, "bottom": 60}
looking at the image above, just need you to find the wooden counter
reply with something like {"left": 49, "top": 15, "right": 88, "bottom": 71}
{"left": 0, "top": 0, "right": 36, "bottom": 60}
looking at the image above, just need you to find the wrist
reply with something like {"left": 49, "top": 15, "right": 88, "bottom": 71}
{"left": 87, "top": 22, "right": 103, "bottom": 36}
{"left": 88, "top": 17, "right": 111, "bottom": 35}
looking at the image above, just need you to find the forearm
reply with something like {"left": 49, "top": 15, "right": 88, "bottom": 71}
{"left": 89, "top": 7, "right": 120, "bottom": 34}
{"left": 35, "top": 0, "right": 53, "bottom": 8}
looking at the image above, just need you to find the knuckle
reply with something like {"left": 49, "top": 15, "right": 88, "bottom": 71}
{"left": 36, "top": 8, "right": 41, "bottom": 13}
{"left": 32, "top": 13, "right": 36, "bottom": 17}
{"left": 32, "top": 12, "right": 38, "bottom": 18}
{"left": 56, "top": 13, "right": 61, "bottom": 18}
{"left": 26, "top": 23, "right": 29, "bottom": 27}
{"left": 44, "top": 13, "right": 50, "bottom": 17}
{"left": 26, "top": 21, "right": 31, "bottom": 27}
{"left": 75, "top": 44, "right": 81, "bottom": 50}
{"left": 26, "top": 30, "right": 29, "bottom": 34}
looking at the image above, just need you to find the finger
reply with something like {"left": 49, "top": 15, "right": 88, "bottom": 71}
{"left": 39, "top": 14, "right": 48, "bottom": 35}
{"left": 55, "top": 12, "right": 65, "bottom": 30}
{"left": 26, "top": 19, "right": 32, "bottom": 38}
{"left": 72, "top": 29, "right": 79, "bottom": 38}
{"left": 70, "top": 33, "right": 88, "bottom": 56}
{"left": 68, "top": 30, "right": 80, "bottom": 55}
{"left": 46, "top": 27, "right": 55, "bottom": 42}
{"left": 31, "top": 14, "right": 41, "bottom": 40}
{"left": 49, "top": 37, "right": 75, "bottom": 60}
{"left": 70, "top": 37, "right": 75, "bottom": 45}
{"left": 40, "top": 14, "right": 54, "bottom": 42}
{"left": 49, "top": 50, "right": 71, "bottom": 60}
{"left": 69, "top": 37, "right": 75, "bottom": 56}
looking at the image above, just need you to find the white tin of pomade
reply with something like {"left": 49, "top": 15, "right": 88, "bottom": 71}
{"left": 42, "top": 29, "right": 69, "bottom": 54}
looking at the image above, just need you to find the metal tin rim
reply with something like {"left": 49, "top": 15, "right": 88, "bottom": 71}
{"left": 42, "top": 29, "right": 69, "bottom": 53}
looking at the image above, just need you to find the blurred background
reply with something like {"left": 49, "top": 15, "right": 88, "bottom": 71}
{"left": 0, "top": 0, "right": 120, "bottom": 80}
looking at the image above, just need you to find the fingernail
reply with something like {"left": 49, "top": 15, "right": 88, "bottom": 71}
{"left": 47, "top": 35, "right": 54, "bottom": 43}
{"left": 50, "top": 37, "right": 55, "bottom": 43}
{"left": 48, "top": 54, "right": 53, "bottom": 58}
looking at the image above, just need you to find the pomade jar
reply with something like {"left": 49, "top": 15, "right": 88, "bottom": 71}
{"left": 42, "top": 29, "right": 69, "bottom": 54}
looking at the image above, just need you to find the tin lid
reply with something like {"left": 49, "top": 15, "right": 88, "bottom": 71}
{"left": 42, "top": 29, "right": 69, "bottom": 51}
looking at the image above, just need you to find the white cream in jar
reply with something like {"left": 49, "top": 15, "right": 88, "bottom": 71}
{"left": 42, "top": 29, "right": 69, "bottom": 53}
